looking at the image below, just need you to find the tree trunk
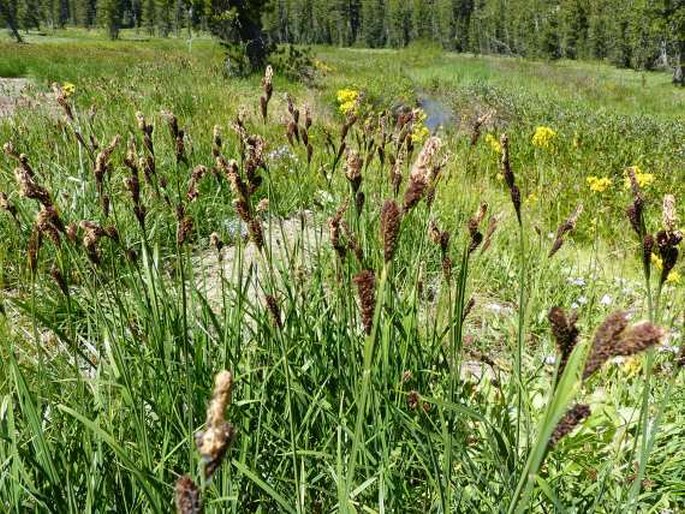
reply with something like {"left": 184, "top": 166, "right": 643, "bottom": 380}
{"left": 674, "top": 39, "right": 685, "bottom": 86}
{"left": 0, "top": 0, "right": 24, "bottom": 43}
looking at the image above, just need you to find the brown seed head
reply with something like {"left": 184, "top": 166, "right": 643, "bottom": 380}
{"left": 353, "top": 270, "right": 376, "bottom": 335}
{"left": 35, "top": 205, "right": 65, "bottom": 246}
{"left": 584, "top": 312, "right": 663, "bottom": 380}
{"left": 14, "top": 167, "right": 52, "bottom": 207}
{"left": 642, "top": 234, "right": 654, "bottom": 279}
{"left": 656, "top": 229, "right": 682, "bottom": 285}
{"left": 248, "top": 218, "right": 264, "bottom": 250}
{"left": 500, "top": 134, "right": 522, "bottom": 224}
{"left": 195, "top": 370, "right": 236, "bottom": 478}
{"left": 175, "top": 475, "right": 202, "bottom": 514}
{"left": 407, "top": 390, "right": 420, "bottom": 410}
{"left": 380, "top": 199, "right": 402, "bottom": 263}
{"left": 329, "top": 202, "right": 348, "bottom": 260}
{"left": 50, "top": 263, "right": 68, "bottom": 295}
{"left": 345, "top": 150, "right": 363, "bottom": 193}
{"left": 549, "top": 204, "right": 583, "bottom": 258}
{"left": 548, "top": 307, "right": 580, "bottom": 380}
{"left": 177, "top": 214, "right": 193, "bottom": 246}
{"left": 549, "top": 404, "right": 591, "bottom": 448}
{"left": 265, "top": 294, "right": 283, "bottom": 329}
{"left": 481, "top": 215, "right": 499, "bottom": 253}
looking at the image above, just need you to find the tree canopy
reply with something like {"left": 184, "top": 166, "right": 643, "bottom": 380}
{"left": 2, "top": 0, "right": 684, "bottom": 83}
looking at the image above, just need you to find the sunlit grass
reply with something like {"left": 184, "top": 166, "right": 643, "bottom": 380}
{"left": 0, "top": 32, "right": 684, "bottom": 513}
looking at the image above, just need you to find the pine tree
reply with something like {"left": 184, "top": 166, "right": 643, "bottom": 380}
{"left": 361, "top": 0, "right": 385, "bottom": 47}
{"left": 97, "top": 0, "right": 122, "bottom": 38}
{"left": 141, "top": 0, "right": 154, "bottom": 33}
{"left": 0, "top": 0, "right": 24, "bottom": 41}
{"left": 664, "top": 0, "right": 685, "bottom": 84}
{"left": 19, "top": 0, "right": 42, "bottom": 30}
{"left": 208, "top": 0, "right": 271, "bottom": 71}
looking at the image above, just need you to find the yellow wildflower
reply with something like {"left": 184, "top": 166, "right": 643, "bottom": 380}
{"left": 336, "top": 88, "right": 359, "bottom": 115}
{"left": 623, "top": 166, "right": 655, "bottom": 189}
{"left": 651, "top": 253, "right": 663, "bottom": 270}
{"left": 314, "top": 59, "right": 334, "bottom": 73}
{"left": 652, "top": 253, "right": 680, "bottom": 283}
{"left": 667, "top": 270, "right": 681, "bottom": 284}
{"left": 531, "top": 125, "right": 557, "bottom": 149}
{"left": 586, "top": 176, "right": 612, "bottom": 193}
{"left": 410, "top": 109, "right": 430, "bottom": 144}
{"left": 62, "top": 82, "right": 76, "bottom": 98}
{"left": 485, "top": 133, "right": 501, "bottom": 154}
{"left": 412, "top": 124, "right": 430, "bottom": 144}
{"left": 525, "top": 191, "right": 538, "bottom": 206}
{"left": 621, "top": 356, "right": 642, "bottom": 378}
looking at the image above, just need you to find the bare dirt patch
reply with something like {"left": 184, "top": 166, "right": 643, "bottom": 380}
{"left": 193, "top": 211, "right": 323, "bottom": 309}
{"left": 0, "top": 78, "right": 33, "bottom": 118}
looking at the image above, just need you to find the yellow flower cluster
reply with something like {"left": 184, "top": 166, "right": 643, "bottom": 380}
{"left": 485, "top": 133, "right": 501, "bottom": 154}
{"left": 623, "top": 166, "right": 655, "bottom": 189}
{"left": 651, "top": 254, "right": 680, "bottom": 283}
{"left": 62, "top": 81, "right": 76, "bottom": 98}
{"left": 586, "top": 176, "right": 612, "bottom": 193}
{"left": 652, "top": 253, "right": 662, "bottom": 269}
{"left": 314, "top": 59, "right": 334, "bottom": 74}
{"left": 621, "top": 356, "right": 642, "bottom": 377}
{"left": 411, "top": 109, "right": 430, "bottom": 144}
{"left": 668, "top": 270, "right": 681, "bottom": 284}
{"left": 336, "top": 88, "right": 359, "bottom": 115}
{"left": 531, "top": 125, "right": 557, "bottom": 149}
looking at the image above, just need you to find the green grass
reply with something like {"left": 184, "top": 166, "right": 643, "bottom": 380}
{"left": 1, "top": 31, "right": 685, "bottom": 513}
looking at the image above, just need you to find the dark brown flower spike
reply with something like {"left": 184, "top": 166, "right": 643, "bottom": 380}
{"left": 467, "top": 202, "right": 488, "bottom": 255}
{"left": 353, "top": 270, "right": 376, "bottom": 335}
{"left": 548, "top": 307, "right": 579, "bottom": 381}
{"left": 50, "top": 263, "right": 68, "bottom": 295}
{"left": 625, "top": 166, "right": 645, "bottom": 237}
{"left": 80, "top": 220, "right": 114, "bottom": 265}
{"left": 187, "top": 165, "right": 208, "bottom": 203}
{"left": 14, "top": 167, "right": 52, "bottom": 208}
{"left": 342, "top": 220, "right": 364, "bottom": 264}
{"left": 175, "top": 475, "right": 202, "bottom": 514}
{"left": 162, "top": 111, "right": 187, "bottom": 164}
{"left": 500, "top": 134, "right": 521, "bottom": 224}
{"left": 380, "top": 199, "right": 402, "bottom": 263}
{"left": 35, "top": 205, "right": 65, "bottom": 246}
{"left": 329, "top": 202, "right": 348, "bottom": 260}
{"left": 583, "top": 311, "right": 663, "bottom": 380}
{"left": 345, "top": 149, "right": 363, "bottom": 193}
{"left": 642, "top": 234, "right": 654, "bottom": 281}
{"left": 265, "top": 294, "right": 283, "bottom": 329}
{"left": 655, "top": 195, "right": 682, "bottom": 285}
{"left": 549, "top": 404, "right": 591, "bottom": 448}
{"left": 176, "top": 204, "right": 193, "bottom": 246}
{"left": 549, "top": 204, "right": 583, "bottom": 258}
{"left": 470, "top": 111, "right": 492, "bottom": 147}
{"left": 481, "top": 215, "right": 499, "bottom": 254}
{"left": 656, "top": 229, "right": 681, "bottom": 286}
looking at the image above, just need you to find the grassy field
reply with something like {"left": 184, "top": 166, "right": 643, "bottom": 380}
{"left": 1, "top": 29, "right": 685, "bottom": 513}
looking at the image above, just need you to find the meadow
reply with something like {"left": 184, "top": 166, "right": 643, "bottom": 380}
{"left": 1, "top": 29, "right": 685, "bottom": 513}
